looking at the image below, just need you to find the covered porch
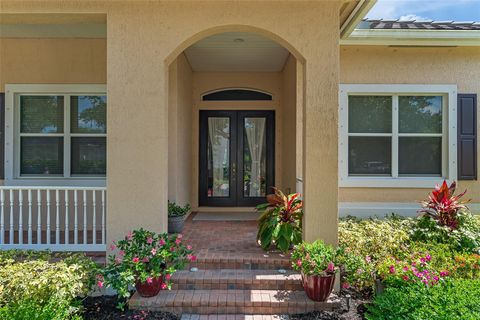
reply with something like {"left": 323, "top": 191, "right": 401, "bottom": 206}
{"left": 0, "top": 0, "right": 345, "bottom": 252}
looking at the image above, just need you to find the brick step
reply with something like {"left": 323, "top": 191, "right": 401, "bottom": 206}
{"left": 181, "top": 314, "right": 289, "bottom": 320}
{"left": 129, "top": 289, "right": 341, "bottom": 315}
{"left": 172, "top": 269, "right": 303, "bottom": 291}
{"left": 189, "top": 252, "right": 292, "bottom": 270}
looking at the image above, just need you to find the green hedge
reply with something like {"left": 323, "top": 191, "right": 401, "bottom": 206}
{"left": 0, "top": 250, "right": 98, "bottom": 320}
{"left": 366, "top": 279, "right": 480, "bottom": 320}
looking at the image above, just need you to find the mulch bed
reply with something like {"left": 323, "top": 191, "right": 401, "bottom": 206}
{"left": 82, "top": 295, "right": 178, "bottom": 320}
{"left": 292, "top": 292, "right": 371, "bottom": 320}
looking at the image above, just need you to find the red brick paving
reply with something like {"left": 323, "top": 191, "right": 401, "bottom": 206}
{"left": 130, "top": 213, "right": 341, "bottom": 316}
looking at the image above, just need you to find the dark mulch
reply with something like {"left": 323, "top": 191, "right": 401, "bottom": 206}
{"left": 292, "top": 292, "right": 371, "bottom": 320}
{"left": 82, "top": 295, "right": 178, "bottom": 320}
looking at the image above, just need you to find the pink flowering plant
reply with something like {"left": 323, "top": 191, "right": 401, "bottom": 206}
{"left": 291, "top": 240, "right": 338, "bottom": 276}
{"left": 377, "top": 252, "right": 451, "bottom": 288}
{"left": 99, "top": 228, "right": 195, "bottom": 309}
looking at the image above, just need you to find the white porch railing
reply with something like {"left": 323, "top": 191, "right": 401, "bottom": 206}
{"left": 0, "top": 187, "right": 106, "bottom": 252}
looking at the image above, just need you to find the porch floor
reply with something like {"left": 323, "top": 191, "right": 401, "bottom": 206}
{"left": 183, "top": 213, "right": 291, "bottom": 270}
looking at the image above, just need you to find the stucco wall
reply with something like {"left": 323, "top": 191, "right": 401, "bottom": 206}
{"left": 0, "top": 38, "right": 106, "bottom": 90}
{"left": 168, "top": 54, "right": 193, "bottom": 206}
{"left": 281, "top": 54, "right": 297, "bottom": 193}
{"left": 2, "top": 0, "right": 341, "bottom": 245}
{"left": 339, "top": 45, "right": 480, "bottom": 203}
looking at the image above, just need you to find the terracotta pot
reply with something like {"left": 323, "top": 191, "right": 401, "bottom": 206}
{"left": 301, "top": 272, "right": 335, "bottom": 302}
{"left": 135, "top": 276, "right": 164, "bottom": 297}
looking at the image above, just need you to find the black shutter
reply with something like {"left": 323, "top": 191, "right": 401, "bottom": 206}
{"left": 457, "top": 94, "right": 477, "bottom": 180}
{"left": 0, "top": 93, "right": 4, "bottom": 179}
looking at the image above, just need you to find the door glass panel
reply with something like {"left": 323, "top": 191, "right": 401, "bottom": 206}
{"left": 243, "top": 117, "right": 267, "bottom": 197}
{"left": 207, "top": 117, "right": 230, "bottom": 197}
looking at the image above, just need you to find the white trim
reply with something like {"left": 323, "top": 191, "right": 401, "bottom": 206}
{"left": 0, "top": 244, "right": 106, "bottom": 252}
{"left": 4, "top": 84, "right": 107, "bottom": 186}
{"left": 339, "top": 84, "right": 457, "bottom": 188}
{"left": 341, "top": 29, "right": 480, "bottom": 46}
{"left": 339, "top": 202, "right": 480, "bottom": 218}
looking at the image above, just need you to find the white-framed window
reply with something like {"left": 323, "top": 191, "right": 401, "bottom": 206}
{"left": 339, "top": 84, "right": 457, "bottom": 188}
{"left": 5, "top": 84, "right": 107, "bottom": 186}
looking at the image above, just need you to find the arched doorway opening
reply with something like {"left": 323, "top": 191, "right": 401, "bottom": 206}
{"left": 167, "top": 28, "right": 304, "bottom": 212}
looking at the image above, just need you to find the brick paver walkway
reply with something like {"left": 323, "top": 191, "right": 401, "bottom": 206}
{"left": 130, "top": 213, "right": 341, "bottom": 316}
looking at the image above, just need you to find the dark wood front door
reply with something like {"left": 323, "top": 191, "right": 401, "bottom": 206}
{"left": 199, "top": 110, "right": 275, "bottom": 207}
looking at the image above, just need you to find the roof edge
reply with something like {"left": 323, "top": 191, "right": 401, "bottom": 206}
{"left": 341, "top": 29, "right": 480, "bottom": 46}
{"left": 340, "top": 0, "right": 377, "bottom": 39}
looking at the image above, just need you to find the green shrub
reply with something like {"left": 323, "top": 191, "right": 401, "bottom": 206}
{"left": 0, "top": 297, "right": 82, "bottom": 320}
{"left": 338, "top": 215, "right": 413, "bottom": 290}
{"left": 366, "top": 279, "right": 480, "bottom": 320}
{"left": 0, "top": 250, "right": 98, "bottom": 319}
{"left": 411, "top": 211, "right": 480, "bottom": 253}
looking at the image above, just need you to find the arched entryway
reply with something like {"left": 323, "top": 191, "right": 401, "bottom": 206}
{"left": 166, "top": 28, "right": 304, "bottom": 212}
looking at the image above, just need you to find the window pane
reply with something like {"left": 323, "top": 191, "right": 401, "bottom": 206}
{"left": 20, "top": 96, "right": 64, "bottom": 133}
{"left": 20, "top": 137, "right": 63, "bottom": 175}
{"left": 207, "top": 117, "right": 230, "bottom": 197}
{"left": 243, "top": 117, "right": 267, "bottom": 198}
{"left": 71, "top": 96, "right": 107, "bottom": 133}
{"left": 399, "top": 96, "right": 442, "bottom": 133}
{"left": 399, "top": 137, "right": 442, "bottom": 176}
{"left": 71, "top": 137, "right": 106, "bottom": 175}
{"left": 349, "top": 137, "right": 391, "bottom": 175}
{"left": 348, "top": 96, "right": 392, "bottom": 133}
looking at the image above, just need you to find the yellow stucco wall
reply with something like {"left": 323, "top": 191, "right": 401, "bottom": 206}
{"left": 0, "top": 38, "right": 106, "bottom": 89}
{"left": 168, "top": 54, "right": 193, "bottom": 206}
{"left": 281, "top": 54, "right": 297, "bottom": 193}
{"left": 339, "top": 45, "right": 480, "bottom": 203}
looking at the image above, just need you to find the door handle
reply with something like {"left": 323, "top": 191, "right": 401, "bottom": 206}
{"left": 232, "top": 163, "right": 236, "bottom": 179}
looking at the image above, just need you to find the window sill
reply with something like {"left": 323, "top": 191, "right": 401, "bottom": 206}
{"left": 339, "top": 176, "right": 451, "bottom": 188}
{"left": 3, "top": 178, "right": 106, "bottom": 188}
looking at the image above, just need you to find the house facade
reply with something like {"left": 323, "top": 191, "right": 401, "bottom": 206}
{"left": 0, "top": 0, "right": 479, "bottom": 252}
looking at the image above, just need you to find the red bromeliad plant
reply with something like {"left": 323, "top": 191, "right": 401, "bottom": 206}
{"left": 419, "top": 180, "right": 469, "bottom": 230}
{"left": 256, "top": 187, "right": 303, "bottom": 252}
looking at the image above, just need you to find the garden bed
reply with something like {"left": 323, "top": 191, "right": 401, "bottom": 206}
{"left": 82, "top": 295, "right": 178, "bottom": 320}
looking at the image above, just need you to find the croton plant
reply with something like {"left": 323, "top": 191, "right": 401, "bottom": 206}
{"left": 99, "top": 228, "right": 195, "bottom": 309}
{"left": 256, "top": 187, "right": 303, "bottom": 252}
{"left": 419, "top": 180, "right": 469, "bottom": 230}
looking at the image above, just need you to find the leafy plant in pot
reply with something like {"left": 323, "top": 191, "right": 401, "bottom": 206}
{"left": 99, "top": 228, "right": 196, "bottom": 309}
{"left": 256, "top": 187, "right": 303, "bottom": 253}
{"left": 168, "top": 201, "right": 191, "bottom": 233}
{"left": 292, "top": 240, "right": 338, "bottom": 301}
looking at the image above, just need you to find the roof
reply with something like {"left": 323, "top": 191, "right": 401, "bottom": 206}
{"left": 359, "top": 19, "right": 480, "bottom": 31}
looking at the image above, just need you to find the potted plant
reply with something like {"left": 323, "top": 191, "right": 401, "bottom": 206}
{"left": 291, "top": 240, "right": 338, "bottom": 301}
{"left": 99, "top": 228, "right": 196, "bottom": 309}
{"left": 256, "top": 187, "right": 303, "bottom": 252}
{"left": 168, "top": 201, "right": 191, "bottom": 233}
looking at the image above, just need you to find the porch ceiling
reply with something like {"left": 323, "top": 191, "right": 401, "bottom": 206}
{"left": 184, "top": 32, "right": 290, "bottom": 72}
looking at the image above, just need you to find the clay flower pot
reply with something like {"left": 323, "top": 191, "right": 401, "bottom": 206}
{"left": 301, "top": 272, "right": 335, "bottom": 302}
{"left": 135, "top": 276, "right": 164, "bottom": 297}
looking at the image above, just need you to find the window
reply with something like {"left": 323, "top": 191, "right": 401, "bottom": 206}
{"left": 339, "top": 84, "right": 457, "bottom": 188}
{"left": 202, "top": 88, "right": 272, "bottom": 101}
{"left": 5, "top": 85, "right": 106, "bottom": 185}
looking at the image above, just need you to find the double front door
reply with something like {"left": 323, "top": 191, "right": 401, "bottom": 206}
{"left": 199, "top": 110, "right": 275, "bottom": 207}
